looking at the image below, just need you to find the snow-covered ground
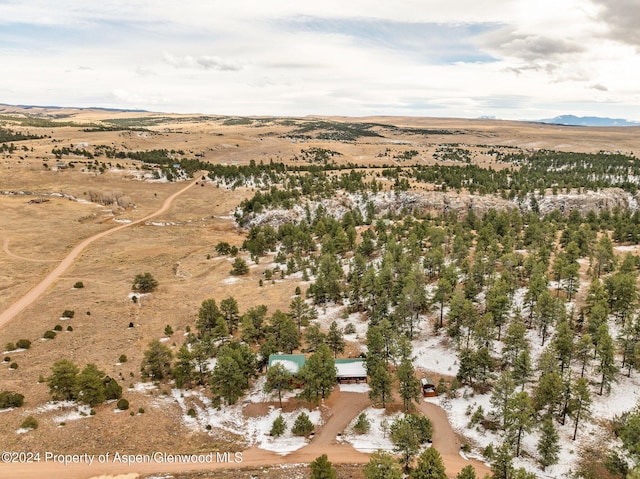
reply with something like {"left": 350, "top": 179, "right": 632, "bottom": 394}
{"left": 168, "top": 387, "right": 322, "bottom": 455}
{"left": 338, "top": 406, "right": 402, "bottom": 453}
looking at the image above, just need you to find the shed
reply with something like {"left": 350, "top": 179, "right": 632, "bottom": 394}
{"left": 335, "top": 359, "right": 367, "bottom": 383}
{"left": 421, "top": 377, "right": 437, "bottom": 397}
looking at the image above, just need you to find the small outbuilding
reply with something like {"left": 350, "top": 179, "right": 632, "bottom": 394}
{"left": 421, "top": 377, "right": 437, "bottom": 397}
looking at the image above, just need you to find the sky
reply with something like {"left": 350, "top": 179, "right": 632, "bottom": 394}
{"left": 0, "top": 0, "right": 639, "bottom": 120}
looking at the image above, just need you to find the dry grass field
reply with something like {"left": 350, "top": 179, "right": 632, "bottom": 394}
{"left": 1, "top": 105, "right": 640, "bottom": 476}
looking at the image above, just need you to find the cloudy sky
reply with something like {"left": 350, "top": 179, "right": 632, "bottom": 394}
{"left": 0, "top": 0, "right": 638, "bottom": 120}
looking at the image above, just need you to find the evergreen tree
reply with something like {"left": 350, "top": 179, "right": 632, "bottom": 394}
{"left": 506, "top": 391, "right": 535, "bottom": 457}
{"left": 595, "top": 324, "right": 618, "bottom": 395}
{"left": 270, "top": 414, "right": 286, "bottom": 437}
{"left": 292, "top": 412, "right": 315, "bottom": 436}
{"left": 48, "top": 359, "right": 79, "bottom": 401}
{"left": 502, "top": 319, "right": 528, "bottom": 367}
{"left": 220, "top": 296, "right": 240, "bottom": 333}
{"left": 326, "top": 321, "right": 345, "bottom": 358}
{"left": 270, "top": 310, "right": 300, "bottom": 354}
{"left": 304, "top": 323, "right": 326, "bottom": 352}
{"left": 456, "top": 465, "right": 477, "bottom": 479}
{"left": 363, "top": 451, "right": 402, "bottom": 479}
{"left": 309, "top": 454, "right": 336, "bottom": 479}
{"left": 537, "top": 416, "right": 560, "bottom": 471}
{"left": 197, "top": 299, "right": 221, "bottom": 337}
{"left": 173, "top": 343, "right": 195, "bottom": 389}
{"left": 390, "top": 415, "right": 422, "bottom": 472}
{"left": 411, "top": 447, "right": 447, "bottom": 479}
{"left": 299, "top": 344, "right": 336, "bottom": 403}
{"left": 569, "top": 377, "right": 592, "bottom": 440}
{"left": 264, "top": 362, "right": 293, "bottom": 408}
{"left": 491, "top": 370, "right": 516, "bottom": 430}
{"left": 288, "top": 296, "right": 318, "bottom": 333}
{"left": 211, "top": 342, "right": 257, "bottom": 405}
{"left": 397, "top": 356, "right": 420, "bottom": 412}
{"left": 76, "top": 364, "right": 106, "bottom": 406}
{"left": 574, "top": 333, "right": 593, "bottom": 378}
{"left": 491, "top": 442, "right": 514, "bottom": 479}
{"left": 140, "top": 339, "right": 173, "bottom": 380}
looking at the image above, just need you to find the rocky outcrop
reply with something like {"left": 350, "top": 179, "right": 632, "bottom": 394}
{"left": 240, "top": 187, "right": 640, "bottom": 228}
{"left": 532, "top": 188, "right": 637, "bottom": 216}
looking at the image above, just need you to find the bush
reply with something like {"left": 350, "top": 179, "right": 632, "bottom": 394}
{"left": 43, "top": 330, "right": 56, "bottom": 340}
{"left": 344, "top": 323, "right": 356, "bottom": 335}
{"left": 73, "top": 281, "right": 84, "bottom": 289}
{"left": 187, "top": 408, "right": 197, "bottom": 418}
{"left": 67, "top": 326, "right": 73, "bottom": 332}
{"left": 0, "top": 391, "right": 25, "bottom": 408}
{"left": 54, "top": 324, "right": 63, "bottom": 331}
{"left": 215, "top": 242, "right": 231, "bottom": 255}
{"left": 353, "top": 413, "right": 370, "bottom": 434}
{"left": 270, "top": 415, "right": 286, "bottom": 437}
{"left": 5, "top": 342, "right": 15, "bottom": 352}
{"left": 132, "top": 272, "right": 158, "bottom": 293}
{"left": 164, "top": 325, "right": 173, "bottom": 336}
{"left": 119, "top": 354, "right": 128, "bottom": 363}
{"left": 230, "top": 257, "right": 249, "bottom": 276}
{"left": 9, "top": 362, "right": 18, "bottom": 370}
{"left": 62, "top": 310, "right": 75, "bottom": 319}
{"left": 292, "top": 412, "right": 314, "bottom": 437}
{"left": 21, "top": 416, "right": 38, "bottom": 430}
{"left": 16, "top": 339, "right": 31, "bottom": 350}
{"left": 3, "top": 357, "right": 9, "bottom": 362}
{"left": 138, "top": 407, "right": 145, "bottom": 414}
{"left": 116, "top": 398, "right": 129, "bottom": 410}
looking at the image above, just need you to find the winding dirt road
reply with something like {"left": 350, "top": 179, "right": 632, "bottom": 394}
{"left": 0, "top": 175, "right": 201, "bottom": 330}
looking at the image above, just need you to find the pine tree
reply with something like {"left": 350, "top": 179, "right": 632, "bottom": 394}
{"left": 491, "top": 442, "right": 514, "bottom": 479}
{"left": 288, "top": 296, "right": 318, "bottom": 333}
{"left": 456, "top": 465, "right": 477, "bottom": 479}
{"left": 367, "top": 357, "right": 392, "bottom": 407}
{"left": 574, "top": 333, "right": 593, "bottom": 378}
{"left": 172, "top": 344, "right": 195, "bottom": 389}
{"left": 220, "top": 296, "right": 240, "bottom": 333}
{"left": 140, "top": 339, "right": 173, "bottom": 380}
{"left": 264, "top": 362, "right": 293, "bottom": 408}
{"left": 363, "top": 451, "right": 402, "bottom": 479}
{"left": 411, "top": 447, "right": 447, "bottom": 479}
{"left": 270, "top": 414, "right": 286, "bottom": 437}
{"left": 299, "top": 344, "right": 336, "bottom": 403}
{"left": 48, "top": 359, "right": 79, "bottom": 401}
{"left": 292, "top": 412, "right": 315, "bottom": 436}
{"left": 397, "top": 356, "right": 420, "bottom": 412}
{"left": 197, "top": 299, "right": 221, "bottom": 337}
{"left": 506, "top": 391, "right": 535, "bottom": 457}
{"left": 309, "top": 454, "right": 336, "bottom": 479}
{"left": 304, "top": 323, "right": 326, "bottom": 352}
{"left": 270, "top": 310, "right": 300, "bottom": 354}
{"left": 502, "top": 319, "right": 528, "bottom": 367}
{"left": 390, "top": 415, "right": 422, "bottom": 472}
{"left": 76, "top": 364, "right": 106, "bottom": 406}
{"left": 569, "top": 377, "right": 592, "bottom": 440}
{"left": 537, "top": 416, "right": 560, "bottom": 470}
{"left": 596, "top": 324, "right": 618, "bottom": 395}
{"left": 326, "top": 321, "right": 345, "bottom": 358}
{"left": 491, "top": 370, "right": 515, "bottom": 429}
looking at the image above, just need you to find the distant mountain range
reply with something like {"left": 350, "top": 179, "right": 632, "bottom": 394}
{"left": 537, "top": 115, "right": 640, "bottom": 127}
{"left": 0, "top": 103, "right": 149, "bottom": 113}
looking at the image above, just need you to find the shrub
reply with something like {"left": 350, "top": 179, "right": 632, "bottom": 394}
{"left": 73, "top": 281, "right": 84, "bottom": 289}
{"left": 344, "top": 323, "right": 356, "bottom": 335}
{"left": 138, "top": 407, "right": 145, "bottom": 414}
{"left": 20, "top": 416, "right": 38, "bottom": 430}
{"left": 5, "top": 342, "right": 15, "bottom": 352}
{"left": 116, "top": 398, "right": 129, "bottom": 410}
{"left": 164, "top": 325, "right": 173, "bottom": 336}
{"left": 54, "top": 324, "right": 63, "bottom": 331}
{"left": 132, "top": 272, "right": 158, "bottom": 293}
{"left": 9, "top": 362, "right": 18, "bottom": 370}
{"left": 67, "top": 326, "right": 73, "bottom": 332}
{"left": 43, "top": 330, "right": 56, "bottom": 340}
{"left": 264, "top": 269, "right": 273, "bottom": 280}
{"left": 4, "top": 357, "right": 9, "bottom": 362}
{"left": 90, "top": 409, "right": 96, "bottom": 416}
{"left": 187, "top": 408, "right": 197, "bottom": 418}
{"left": 230, "top": 257, "right": 249, "bottom": 276}
{"left": 0, "top": 391, "right": 25, "bottom": 408}
{"left": 119, "top": 354, "right": 128, "bottom": 363}
{"left": 353, "top": 413, "right": 370, "bottom": 434}
{"left": 215, "top": 242, "right": 231, "bottom": 255}
{"left": 270, "top": 415, "right": 286, "bottom": 437}
{"left": 62, "top": 310, "right": 75, "bottom": 319}
{"left": 16, "top": 339, "right": 31, "bottom": 349}
{"left": 292, "top": 412, "right": 314, "bottom": 437}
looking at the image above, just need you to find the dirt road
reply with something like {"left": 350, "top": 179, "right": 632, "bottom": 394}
{"left": 418, "top": 399, "right": 492, "bottom": 477}
{"left": 0, "top": 175, "right": 201, "bottom": 330}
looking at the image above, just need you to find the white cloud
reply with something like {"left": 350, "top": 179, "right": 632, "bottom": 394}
{"left": 0, "top": 1, "right": 636, "bottom": 120}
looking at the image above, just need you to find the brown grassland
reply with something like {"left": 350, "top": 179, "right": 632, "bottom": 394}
{"left": 1, "top": 104, "right": 640, "bottom": 478}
